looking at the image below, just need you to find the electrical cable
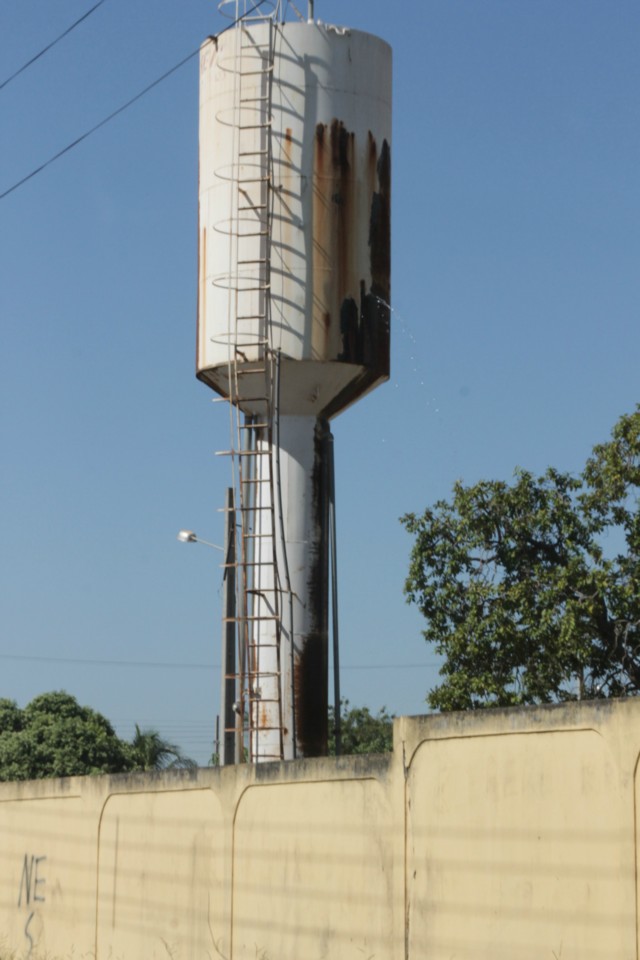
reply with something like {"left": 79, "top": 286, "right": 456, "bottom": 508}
{"left": 0, "top": 48, "right": 198, "bottom": 200}
{"left": 0, "top": 0, "right": 109, "bottom": 93}
{"left": 0, "top": 0, "right": 269, "bottom": 201}
{"left": 0, "top": 652, "right": 439, "bottom": 671}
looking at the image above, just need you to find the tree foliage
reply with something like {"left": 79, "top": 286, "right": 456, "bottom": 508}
{"left": 0, "top": 692, "right": 195, "bottom": 781}
{"left": 0, "top": 692, "right": 133, "bottom": 781}
{"left": 129, "top": 724, "right": 196, "bottom": 771}
{"left": 402, "top": 408, "right": 640, "bottom": 711}
{"left": 328, "top": 700, "right": 394, "bottom": 755}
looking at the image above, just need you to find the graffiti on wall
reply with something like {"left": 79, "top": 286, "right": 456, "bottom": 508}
{"left": 18, "top": 854, "right": 46, "bottom": 956}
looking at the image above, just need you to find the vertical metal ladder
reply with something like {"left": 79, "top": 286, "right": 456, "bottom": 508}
{"left": 215, "top": 17, "right": 287, "bottom": 762}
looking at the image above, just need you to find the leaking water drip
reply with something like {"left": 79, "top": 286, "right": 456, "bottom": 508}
{"left": 374, "top": 295, "right": 440, "bottom": 411}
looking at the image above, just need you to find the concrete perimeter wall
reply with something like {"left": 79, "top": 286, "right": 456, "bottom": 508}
{"left": 1, "top": 698, "right": 639, "bottom": 959}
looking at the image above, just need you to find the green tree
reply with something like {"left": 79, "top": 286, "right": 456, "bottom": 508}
{"left": 0, "top": 692, "right": 197, "bottom": 781}
{"left": 402, "top": 408, "right": 640, "bottom": 711}
{"left": 129, "top": 724, "right": 196, "bottom": 771}
{"left": 328, "top": 700, "right": 394, "bottom": 755}
{"left": 0, "top": 691, "right": 133, "bottom": 781}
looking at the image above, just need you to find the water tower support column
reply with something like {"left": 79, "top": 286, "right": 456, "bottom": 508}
{"left": 253, "top": 414, "right": 329, "bottom": 759}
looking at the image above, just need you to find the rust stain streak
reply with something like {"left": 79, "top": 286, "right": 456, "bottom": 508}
{"left": 312, "top": 123, "right": 330, "bottom": 359}
{"left": 369, "top": 138, "right": 391, "bottom": 304}
{"left": 330, "top": 119, "right": 356, "bottom": 329}
{"left": 312, "top": 122, "right": 391, "bottom": 414}
{"left": 312, "top": 120, "right": 359, "bottom": 361}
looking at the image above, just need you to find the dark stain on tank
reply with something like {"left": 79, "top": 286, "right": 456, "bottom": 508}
{"left": 330, "top": 118, "right": 352, "bottom": 172}
{"left": 315, "top": 123, "right": 326, "bottom": 174}
{"left": 330, "top": 120, "right": 354, "bottom": 313}
{"left": 368, "top": 130, "right": 378, "bottom": 184}
{"left": 283, "top": 126, "right": 293, "bottom": 161}
{"left": 369, "top": 138, "right": 391, "bottom": 304}
{"left": 334, "top": 136, "right": 390, "bottom": 380}
{"left": 294, "top": 631, "right": 327, "bottom": 757}
{"left": 293, "top": 420, "right": 329, "bottom": 758}
{"left": 339, "top": 297, "right": 358, "bottom": 363}
{"left": 313, "top": 120, "right": 390, "bottom": 397}
{"left": 337, "top": 280, "right": 389, "bottom": 374}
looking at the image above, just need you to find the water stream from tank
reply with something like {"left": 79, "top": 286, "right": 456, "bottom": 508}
{"left": 374, "top": 295, "right": 440, "bottom": 412}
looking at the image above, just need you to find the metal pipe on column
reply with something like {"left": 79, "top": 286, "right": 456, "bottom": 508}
{"left": 220, "top": 487, "right": 237, "bottom": 765}
{"left": 326, "top": 431, "right": 341, "bottom": 755}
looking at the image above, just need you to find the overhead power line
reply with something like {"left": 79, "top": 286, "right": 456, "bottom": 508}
{"left": 0, "top": 0, "right": 269, "bottom": 201}
{"left": 0, "top": 0, "right": 109, "bottom": 93}
{"left": 0, "top": 47, "right": 199, "bottom": 201}
{"left": 0, "top": 652, "right": 438, "bottom": 672}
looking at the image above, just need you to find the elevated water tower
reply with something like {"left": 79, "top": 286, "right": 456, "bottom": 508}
{"left": 197, "top": 1, "right": 391, "bottom": 761}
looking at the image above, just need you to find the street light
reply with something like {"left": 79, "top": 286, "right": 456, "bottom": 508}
{"left": 176, "top": 502, "right": 238, "bottom": 766}
{"left": 176, "top": 529, "right": 224, "bottom": 551}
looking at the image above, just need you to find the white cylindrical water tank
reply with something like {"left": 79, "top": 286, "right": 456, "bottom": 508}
{"left": 197, "top": 21, "right": 392, "bottom": 418}
{"left": 198, "top": 18, "right": 391, "bottom": 759}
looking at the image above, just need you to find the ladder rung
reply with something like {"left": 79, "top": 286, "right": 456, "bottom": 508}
{"left": 232, "top": 396, "right": 270, "bottom": 404}
{"left": 238, "top": 204, "right": 267, "bottom": 213}
{"left": 223, "top": 561, "right": 275, "bottom": 568}
{"left": 216, "top": 447, "right": 268, "bottom": 458}
{"left": 239, "top": 44, "right": 271, "bottom": 56}
{"left": 243, "top": 532, "right": 273, "bottom": 540}
{"left": 225, "top": 615, "right": 280, "bottom": 622}
{"left": 217, "top": 448, "right": 267, "bottom": 457}
{"left": 225, "top": 283, "right": 271, "bottom": 293}
{"left": 238, "top": 68, "right": 274, "bottom": 78}
{"left": 240, "top": 422, "right": 269, "bottom": 430}
{"left": 237, "top": 176, "right": 270, "bottom": 184}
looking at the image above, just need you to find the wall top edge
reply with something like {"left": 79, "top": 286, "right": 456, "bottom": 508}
{"left": 395, "top": 697, "right": 640, "bottom": 750}
{"left": 0, "top": 749, "right": 394, "bottom": 799}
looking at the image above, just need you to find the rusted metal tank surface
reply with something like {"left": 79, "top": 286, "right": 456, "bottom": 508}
{"left": 197, "top": 21, "right": 392, "bottom": 419}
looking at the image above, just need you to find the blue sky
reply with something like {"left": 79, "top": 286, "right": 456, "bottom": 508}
{"left": 1, "top": 0, "right": 638, "bottom": 764}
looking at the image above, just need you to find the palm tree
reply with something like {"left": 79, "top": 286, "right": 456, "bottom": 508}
{"left": 129, "top": 725, "right": 196, "bottom": 771}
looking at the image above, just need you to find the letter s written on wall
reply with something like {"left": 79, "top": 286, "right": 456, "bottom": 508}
{"left": 18, "top": 854, "right": 46, "bottom": 957}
